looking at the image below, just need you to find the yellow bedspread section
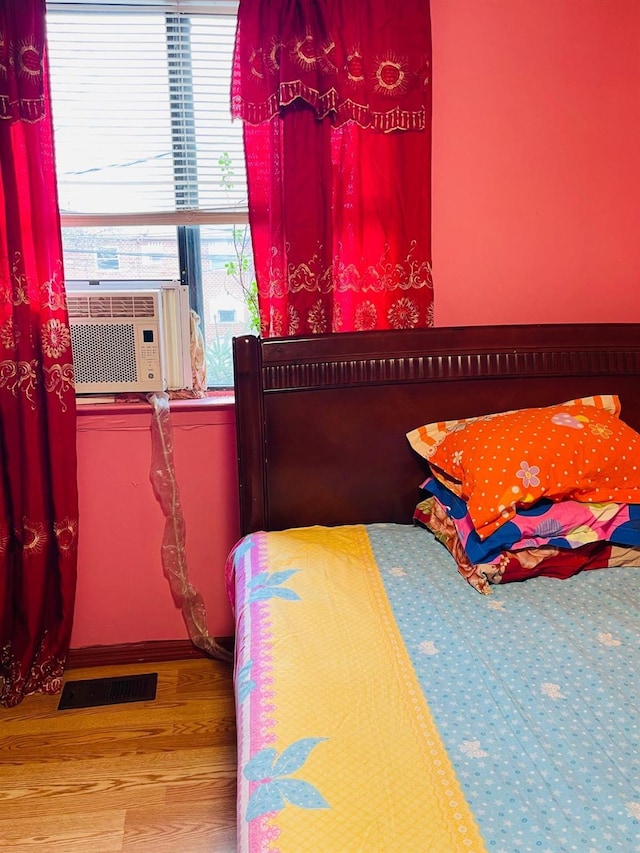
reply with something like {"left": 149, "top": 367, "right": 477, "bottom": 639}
{"left": 258, "top": 525, "right": 487, "bottom": 852}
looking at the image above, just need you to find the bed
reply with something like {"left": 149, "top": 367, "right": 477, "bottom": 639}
{"left": 227, "top": 323, "right": 640, "bottom": 852}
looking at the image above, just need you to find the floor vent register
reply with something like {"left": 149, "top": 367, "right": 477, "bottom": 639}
{"left": 57, "top": 672, "right": 158, "bottom": 710}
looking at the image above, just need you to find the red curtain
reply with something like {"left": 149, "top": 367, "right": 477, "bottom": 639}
{"left": 0, "top": 0, "right": 78, "bottom": 706}
{"left": 232, "top": 0, "right": 433, "bottom": 336}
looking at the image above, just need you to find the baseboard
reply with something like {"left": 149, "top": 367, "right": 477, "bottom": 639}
{"left": 67, "top": 638, "right": 234, "bottom": 670}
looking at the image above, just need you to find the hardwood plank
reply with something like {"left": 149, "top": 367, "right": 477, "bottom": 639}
{"left": 4, "top": 742, "right": 235, "bottom": 779}
{"left": 121, "top": 801, "right": 236, "bottom": 853}
{"left": 0, "top": 716, "right": 235, "bottom": 762}
{"left": 0, "top": 724, "right": 233, "bottom": 766}
{"left": 1, "top": 697, "right": 234, "bottom": 737}
{"left": 0, "top": 810, "right": 126, "bottom": 853}
{"left": 0, "top": 658, "right": 237, "bottom": 852}
{"left": 2, "top": 762, "right": 235, "bottom": 819}
{"left": 1, "top": 781, "right": 169, "bottom": 822}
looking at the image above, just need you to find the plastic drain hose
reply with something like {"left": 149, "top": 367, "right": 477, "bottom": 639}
{"left": 148, "top": 392, "right": 232, "bottom": 663}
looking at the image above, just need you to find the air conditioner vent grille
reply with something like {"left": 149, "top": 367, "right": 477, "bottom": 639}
{"left": 67, "top": 294, "right": 156, "bottom": 320}
{"left": 67, "top": 296, "right": 90, "bottom": 319}
{"left": 70, "top": 322, "right": 139, "bottom": 385}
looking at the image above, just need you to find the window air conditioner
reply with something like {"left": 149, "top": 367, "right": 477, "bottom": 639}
{"left": 67, "top": 284, "right": 192, "bottom": 394}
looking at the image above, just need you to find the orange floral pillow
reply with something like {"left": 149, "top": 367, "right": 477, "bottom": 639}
{"left": 408, "top": 398, "right": 640, "bottom": 540}
{"left": 406, "top": 395, "right": 620, "bottom": 460}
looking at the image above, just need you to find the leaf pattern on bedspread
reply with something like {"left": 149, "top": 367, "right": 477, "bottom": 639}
{"left": 237, "top": 659, "right": 256, "bottom": 702}
{"left": 246, "top": 569, "right": 301, "bottom": 603}
{"left": 244, "top": 737, "right": 330, "bottom": 821}
{"left": 234, "top": 537, "right": 255, "bottom": 561}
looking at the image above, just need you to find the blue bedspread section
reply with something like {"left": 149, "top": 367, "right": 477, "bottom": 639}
{"left": 368, "top": 523, "right": 640, "bottom": 853}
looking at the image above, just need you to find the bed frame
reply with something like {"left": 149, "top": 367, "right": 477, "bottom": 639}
{"left": 233, "top": 323, "right": 640, "bottom": 536}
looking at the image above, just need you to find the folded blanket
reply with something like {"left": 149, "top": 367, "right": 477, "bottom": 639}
{"left": 415, "top": 492, "right": 640, "bottom": 593}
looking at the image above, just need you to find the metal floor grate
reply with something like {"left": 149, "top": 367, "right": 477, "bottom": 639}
{"left": 57, "top": 672, "right": 158, "bottom": 710}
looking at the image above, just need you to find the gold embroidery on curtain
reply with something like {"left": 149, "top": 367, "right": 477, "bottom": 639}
{"left": 40, "top": 318, "right": 72, "bottom": 359}
{"left": 0, "top": 317, "right": 19, "bottom": 350}
{"left": 3, "top": 634, "right": 66, "bottom": 699}
{"left": 9, "top": 254, "right": 69, "bottom": 312}
{"left": 40, "top": 261, "right": 68, "bottom": 312}
{"left": 233, "top": 17, "right": 430, "bottom": 133}
{"left": 234, "top": 82, "right": 427, "bottom": 132}
{"left": 2, "top": 255, "right": 75, "bottom": 407}
{"left": 266, "top": 293, "right": 431, "bottom": 336}
{"left": 10, "top": 254, "right": 30, "bottom": 306}
{"left": 262, "top": 242, "right": 433, "bottom": 298}
{"left": 53, "top": 517, "right": 79, "bottom": 554}
{"left": 265, "top": 304, "right": 302, "bottom": 337}
{"left": 0, "top": 359, "right": 38, "bottom": 405}
{"left": 44, "top": 363, "right": 75, "bottom": 411}
{"left": 0, "top": 34, "right": 45, "bottom": 122}
{"left": 20, "top": 517, "right": 48, "bottom": 557}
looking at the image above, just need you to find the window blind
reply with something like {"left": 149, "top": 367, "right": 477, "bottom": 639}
{"left": 46, "top": 0, "right": 247, "bottom": 227}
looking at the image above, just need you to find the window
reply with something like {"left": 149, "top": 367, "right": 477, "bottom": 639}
{"left": 46, "top": 0, "right": 255, "bottom": 388}
{"left": 96, "top": 250, "right": 120, "bottom": 271}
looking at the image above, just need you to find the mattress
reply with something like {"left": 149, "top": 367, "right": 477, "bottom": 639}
{"left": 226, "top": 523, "right": 640, "bottom": 852}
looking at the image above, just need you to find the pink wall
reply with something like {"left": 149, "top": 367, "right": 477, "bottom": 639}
{"left": 71, "top": 399, "right": 239, "bottom": 649}
{"left": 431, "top": 0, "right": 640, "bottom": 326}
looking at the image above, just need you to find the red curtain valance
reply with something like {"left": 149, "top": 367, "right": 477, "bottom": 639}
{"left": 0, "top": 1, "right": 46, "bottom": 123}
{"left": 232, "top": 0, "right": 430, "bottom": 132}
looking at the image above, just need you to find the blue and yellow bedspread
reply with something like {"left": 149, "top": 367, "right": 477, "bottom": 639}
{"left": 226, "top": 523, "right": 640, "bottom": 852}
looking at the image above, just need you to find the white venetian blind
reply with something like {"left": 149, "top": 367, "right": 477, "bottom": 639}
{"left": 46, "top": 1, "right": 247, "bottom": 226}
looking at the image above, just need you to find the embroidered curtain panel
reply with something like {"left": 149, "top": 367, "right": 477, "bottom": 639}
{"left": 232, "top": 0, "right": 433, "bottom": 336}
{"left": 0, "top": 0, "right": 78, "bottom": 706}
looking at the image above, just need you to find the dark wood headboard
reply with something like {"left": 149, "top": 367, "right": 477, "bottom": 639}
{"left": 233, "top": 324, "right": 640, "bottom": 535}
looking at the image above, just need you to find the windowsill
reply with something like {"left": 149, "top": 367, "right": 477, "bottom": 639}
{"left": 75, "top": 389, "right": 235, "bottom": 417}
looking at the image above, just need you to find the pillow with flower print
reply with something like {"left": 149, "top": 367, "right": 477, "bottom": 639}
{"left": 409, "top": 400, "right": 640, "bottom": 540}
{"left": 406, "top": 395, "right": 620, "bottom": 460}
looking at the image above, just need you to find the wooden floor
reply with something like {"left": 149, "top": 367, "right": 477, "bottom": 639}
{"left": 0, "top": 658, "right": 237, "bottom": 853}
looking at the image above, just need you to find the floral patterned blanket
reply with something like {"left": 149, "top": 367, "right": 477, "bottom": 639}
{"left": 415, "top": 476, "right": 640, "bottom": 593}
{"left": 226, "top": 524, "right": 640, "bottom": 851}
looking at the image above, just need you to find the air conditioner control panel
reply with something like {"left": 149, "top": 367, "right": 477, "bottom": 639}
{"left": 139, "top": 328, "right": 161, "bottom": 381}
